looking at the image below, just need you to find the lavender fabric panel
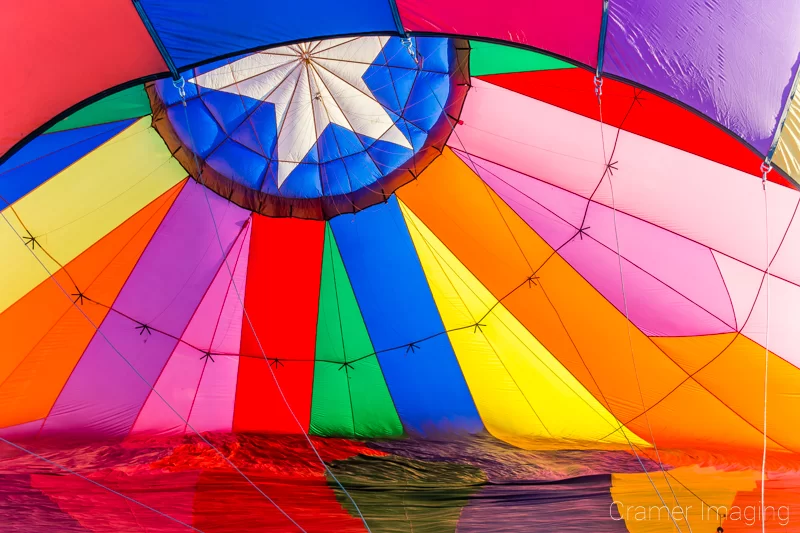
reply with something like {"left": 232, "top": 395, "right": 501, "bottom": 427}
{"left": 41, "top": 181, "right": 250, "bottom": 437}
{"left": 604, "top": 0, "right": 800, "bottom": 153}
{"left": 0, "top": 419, "right": 43, "bottom": 441}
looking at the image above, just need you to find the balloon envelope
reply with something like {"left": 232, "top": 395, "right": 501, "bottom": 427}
{"left": 3, "top": 4, "right": 800, "bottom": 532}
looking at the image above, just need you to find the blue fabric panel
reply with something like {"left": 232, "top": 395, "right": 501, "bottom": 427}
{"left": 206, "top": 139, "right": 266, "bottom": 189}
{"left": 230, "top": 102, "right": 277, "bottom": 157}
{"left": 279, "top": 159, "right": 323, "bottom": 198}
{"left": 0, "top": 120, "right": 133, "bottom": 207}
{"left": 200, "top": 89, "right": 252, "bottom": 136}
{"left": 166, "top": 99, "right": 226, "bottom": 157}
{"left": 341, "top": 151, "right": 382, "bottom": 190}
{"left": 138, "top": 0, "right": 398, "bottom": 68}
{"left": 331, "top": 197, "right": 482, "bottom": 434}
{"left": 320, "top": 159, "right": 352, "bottom": 196}
{"left": 404, "top": 71, "right": 451, "bottom": 131}
{"left": 364, "top": 135, "right": 414, "bottom": 175}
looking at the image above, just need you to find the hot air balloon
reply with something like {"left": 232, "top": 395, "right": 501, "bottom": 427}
{"left": 2, "top": 1, "right": 800, "bottom": 532}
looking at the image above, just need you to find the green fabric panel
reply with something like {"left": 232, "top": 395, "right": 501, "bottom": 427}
{"left": 310, "top": 225, "right": 403, "bottom": 439}
{"left": 46, "top": 86, "right": 151, "bottom": 133}
{"left": 469, "top": 41, "right": 576, "bottom": 76}
{"left": 327, "top": 454, "right": 485, "bottom": 532}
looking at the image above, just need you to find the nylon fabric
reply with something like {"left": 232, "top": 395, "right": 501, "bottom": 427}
{"left": 136, "top": 0, "right": 398, "bottom": 68}
{"left": 0, "top": 117, "right": 188, "bottom": 315}
{"left": 310, "top": 224, "right": 403, "bottom": 439}
{"left": 233, "top": 215, "right": 325, "bottom": 434}
{"left": 330, "top": 197, "right": 482, "bottom": 435}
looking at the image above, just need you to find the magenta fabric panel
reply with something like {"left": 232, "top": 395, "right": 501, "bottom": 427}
{"left": 396, "top": 0, "right": 603, "bottom": 67}
{"left": 40, "top": 181, "right": 250, "bottom": 438}
{"left": 0, "top": 419, "right": 44, "bottom": 441}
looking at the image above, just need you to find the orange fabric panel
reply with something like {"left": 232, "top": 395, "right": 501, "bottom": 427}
{"left": 611, "top": 466, "right": 757, "bottom": 532}
{"left": 693, "top": 334, "right": 800, "bottom": 453}
{"left": 0, "top": 181, "right": 184, "bottom": 428}
{"left": 652, "top": 334, "right": 736, "bottom": 375}
{"left": 724, "top": 475, "right": 800, "bottom": 531}
{"left": 397, "top": 149, "right": 779, "bottom": 452}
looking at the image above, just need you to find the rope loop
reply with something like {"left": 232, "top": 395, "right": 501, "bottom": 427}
{"left": 172, "top": 76, "right": 187, "bottom": 106}
{"left": 761, "top": 160, "right": 772, "bottom": 190}
{"left": 401, "top": 37, "right": 419, "bottom": 65}
{"left": 594, "top": 75, "right": 604, "bottom": 98}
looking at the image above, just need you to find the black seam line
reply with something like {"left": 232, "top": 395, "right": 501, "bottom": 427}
{"left": 594, "top": 0, "right": 610, "bottom": 78}
{"left": 767, "top": 60, "right": 800, "bottom": 162}
{"left": 387, "top": 0, "right": 407, "bottom": 37}
{"left": 78, "top": 205, "right": 793, "bottom": 451}
{"left": 131, "top": 0, "right": 180, "bottom": 80}
{"left": 4, "top": 32, "right": 795, "bottom": 191}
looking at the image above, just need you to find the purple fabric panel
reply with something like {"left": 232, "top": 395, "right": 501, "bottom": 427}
{"left": 558, "top": 236, "right": 733, "bottom": 336}
{"left": 582, "top": 202, "right": 736, "bottom": 330}
{"left": 604, "top": 0, "right": 800, "bottom": 153}
{"left": 0, "top": 419, "right": 43, "bottom": 441}
{"left": 0, "top": 475, "right": 91, "bottom": 533}
{"left": 457, "top": 474, "right": 628, "bottom": 532}
{"left": 40, "top": 181, "right": 250, "bottom": 438}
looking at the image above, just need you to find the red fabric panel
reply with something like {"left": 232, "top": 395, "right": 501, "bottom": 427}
{"left": 0, "top": 1, "right": 165, "bottom": 159}
{"left": 479, "top": 69, "right": 794, "bottom": 188}
{"left": 234, "top": 215, "right": 325, "bottom": 434}
{"left": 397, "top": 0, "right": 603, "bottom": 67}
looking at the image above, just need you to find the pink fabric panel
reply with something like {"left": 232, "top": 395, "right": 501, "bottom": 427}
{"left": 713, "top": 252, "right": 766, "bottom": 332}
{"left": 450, "top": 79, "right": 800, "bottom": 270}
{"left": 130, "top": 345, "right": 206, "bottom": 436}
{"left": 187, "top": 226, "right": 251, "bottom": 433}
{"left": 581, "top": 202, "right": 735, "bottom": 330}
{"left": 396, "top": 0, "right": 603, "bottom": 67}
{"left": 557, "top": 236, "right": 732, "bottom": 336}
{"left": 132, "top": 224, "right": 251, "bottom": 436}
{"left": 741, "top": 275, "right": 800, "bottom": 368}
{"left": 187, "top": 357, "right": 240, "bottom": 434}
{"left": 457, "top": 150, "right": 736, "bottom": 336}
{"left": 769, "top": 210, "right": 800, "bottom": 286}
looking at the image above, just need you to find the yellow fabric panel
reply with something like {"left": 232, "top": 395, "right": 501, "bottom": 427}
{"left": 773, "top": 96, "right": 800, "bottom": 183}
{"left": 611, "top": 466, "right": 757, "bottom": 532}
{"left": 0, "top": 117, "right": 187, "bottom": 314}
{"left": 400, "top": 200, "right": 646, "bottom": 450}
